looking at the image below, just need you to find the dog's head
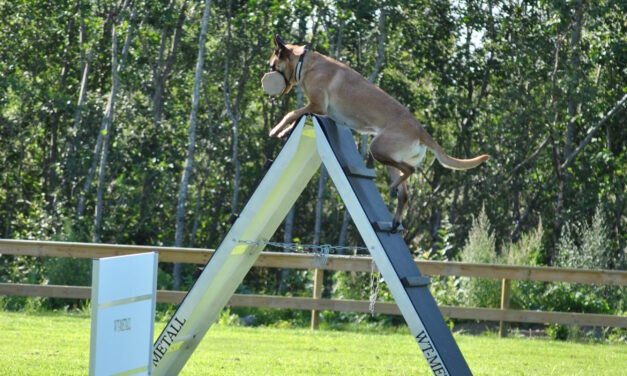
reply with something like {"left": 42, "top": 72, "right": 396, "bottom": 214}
{"left": 267, "top": 34, "right": 297, "bottom": 95}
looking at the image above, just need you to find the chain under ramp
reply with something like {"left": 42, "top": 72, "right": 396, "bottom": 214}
{"left": 237, "top": 239, "right": 367, "bottom": 268}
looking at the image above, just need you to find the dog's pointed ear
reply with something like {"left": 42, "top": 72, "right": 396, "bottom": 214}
{"left": 273, "top": 34, "right": 287, "bottom": 52}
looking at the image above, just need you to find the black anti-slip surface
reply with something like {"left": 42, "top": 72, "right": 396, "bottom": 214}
{"left": 315, "top": 115, "right": 472, "bottom": 376}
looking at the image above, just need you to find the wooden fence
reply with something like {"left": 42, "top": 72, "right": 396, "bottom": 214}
{"left": 1, "top": 239, "right": 625, "bottom": 335}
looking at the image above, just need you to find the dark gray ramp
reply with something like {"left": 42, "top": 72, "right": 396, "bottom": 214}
{"left": 313, "top": 115, "right": 472, "bottom": 376}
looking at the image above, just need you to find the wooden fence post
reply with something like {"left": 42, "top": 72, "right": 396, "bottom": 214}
{"left": 499, "top": 278, "right": 511, "bottom": 338}
{"left": 311, "top": 268, "right": 324, "bottom": 330}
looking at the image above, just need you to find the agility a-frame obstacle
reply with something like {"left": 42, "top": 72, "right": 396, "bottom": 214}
{"left": 152, "top": 116, "right": 472, "bottom": 376}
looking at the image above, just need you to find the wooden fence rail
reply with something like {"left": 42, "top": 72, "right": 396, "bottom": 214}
{"left": 2, "top": 239, "right": 624, "bottom": 284}
{"left": 1, "top": 239, "right": 626, "bottom": 331}
{"left": 1, "top": 283, "right": 624, "bottom": 329}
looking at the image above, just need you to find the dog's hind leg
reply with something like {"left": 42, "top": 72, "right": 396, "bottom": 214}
{"left": 370, "top": 132, "right": 416, "bottom": 191}
{"left": 385, "top": 166, "right": 409, "bottom": 231}
{"left": 370, "top": 131, "right": 417, "bottom": 231}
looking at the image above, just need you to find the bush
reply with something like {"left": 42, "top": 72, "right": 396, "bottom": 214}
{"left": 458, "top": 206, "right": 501, "bottom": 308}
{"left": 505, "top": 219, "right": 544, "bottom": 311}
{"left": 504, "top": 218, "right": 543, "bottom": 267}
{"left": 547, "top": 208, "right": 622, "bottom": 313}
{"left": 0, "top": 254, "right": 46, "bottom": 311}
{"left": 556, "top": 207, "right": 614, "bottom": 270}
{"left": 503, "top": 209, "right": 625, "bottom": 315}
{"left": 539, "top": 208, "right": 625, "bottom": 341}
{"left": 44, "top": 258, "right": 91, "bottom": 287}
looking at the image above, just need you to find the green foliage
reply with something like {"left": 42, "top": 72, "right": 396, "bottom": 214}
{"left": 217, "top": 307, "right": 241, "bottom": 327}
{"left": 0, "top": 255, "right": 46, "bottom": 310}
{"left": 556, "top": 207, "right": 615, "bottom": 270}
{"left": 157, "top": 266, "right": 174, "bottom": 290}
{"left": 547, "top": 323, "right": 569, "bottom": 341}
{"left": 458, "top": 206, "right": 501, "bottom": 308}
{"left": 42, "top": 257, "right": 91, "bottom": 310}
{"left": 504, "top": 219, "right": 543, "bottom": 267}
{"left": 511, "top": 209, "right": 625, "bottom": 344}
{"left": 0, "top": 0, "right": 625, "bottom": 330}
{"left": 332, "top": 271, "right": 371, "bottom": 301}
{"left": 44, "top": 258, "right": 91, "bottom": 287}
{"left": 430, "top": 275, "right": 462, "bottom": 307}
{"left": 542, "top": 208, "right": 625, "bottom": 316}
{"left": 460, "top": 206, "right": 498, "bottom": 264}
{"left": 452, "top": 203, "right": 625, "bottom": 327}
{"left": 504, "top": 220, "right": 545, "bottom": 311}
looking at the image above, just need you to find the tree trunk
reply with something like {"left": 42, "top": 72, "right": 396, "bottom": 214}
{"left": 277, "top": 206, "right": 295, "bottom": 294}
{"left": 223, "top": 0, "right": 239, "bottom": 217}
{"left": 553, "top": 4, "right": 584, "bottom": 257}
{"left": 77, "top": 5, "right": 127, "bottom": 219}
{"left": 430, "top": 207, "right": 441, "bottom": 254}
{"left": 137, "top": 0, "right": 187, "bottom": 237}
{"left": 152, "top": 0, "right": 187, "bottom": 129}
{"left": 367, "top": 9, "right": 385, "bottom": 84}
{"left": 71, "top": 46, "right": 94, "bottom": 154}
{"left": 77, "top": 106, "right": 104, "bottom": 218}
{"left": 222, "top": 0, "right": 256, "bottom": 217}
{"left": 230, "top": 117, "right": 240, "bottom": 216}
{"left": 3, "top": 101, "right": 26, "bottom": 237}
{"left": 93, "top": 5, "right": 137, "bottom": 242}
{"left": 313, "top": 167, "right": 328, "bottom": 246}
{"left": 338, "top": 210, "right": 350, "bottom": 248}
{"left": 44, "top": 4, "right": 78, "bottom": 209}
{"left": 189, "top": 182, "right": 203, "bottom": 248}
{"left": 173, "top": 0, "right": 211, "bottom": 290}
{"left": 565, "top": 5, "right": 584, "bottom": 159}
{"left": 62, "top": 45, "right": 94, "bottom": 200}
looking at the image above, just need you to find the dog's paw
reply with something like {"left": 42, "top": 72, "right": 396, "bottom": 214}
{"left": 278, "top": 123, "right": 296, "bottom": 138}
{"left": 269, "top": 127, "right": 281, "bottom": 137}
{"left": 391, "top": 221, "right": 405, "bottom": 234}
{"left": 269, "top": 122, "right": 286, "bottom": 137}
{"left": 279, "top": 128, "right": 294, "bottom": 138}
{"left": 390, "top": 187, "right": 399, "bottom": 199}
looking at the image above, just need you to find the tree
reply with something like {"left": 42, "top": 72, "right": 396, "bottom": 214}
{"left": 173, "top": 0, "right": 212, "bottom": 290}
{"left": 1, "top": 0, "right": 625, "bottom": 310}
{"left": 137, "top": 0, "right": 188, "bottom": 235}
{"left": 93, "top": 2, "right": 137, "bottom": 242}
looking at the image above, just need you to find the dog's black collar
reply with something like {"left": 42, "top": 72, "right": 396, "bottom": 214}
{"left": 295, "top": 43, "right": 309, "bottom": 82}
{"left": 271, "top": 43, "right": 309, "bottom": 96}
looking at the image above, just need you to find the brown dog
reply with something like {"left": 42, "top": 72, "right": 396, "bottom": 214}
{"left": 267, "top": 35, "right": 489, "bottom": 230}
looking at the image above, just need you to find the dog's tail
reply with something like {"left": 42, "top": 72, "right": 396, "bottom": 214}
{"left": 422, "top": 130, "right": 489, "bottom": 170}
{"left": 434, "top": 151, "right": 489, "bottom": 170}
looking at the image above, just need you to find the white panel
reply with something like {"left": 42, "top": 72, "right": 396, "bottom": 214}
{"left": 91, "top": 301, "right": 153, "bottom": 375}
{"left": 90, "top": 252, "right": 158, "bottom": 376}
{"left": 94, "top": 253, "right": 157, "bottom": 304}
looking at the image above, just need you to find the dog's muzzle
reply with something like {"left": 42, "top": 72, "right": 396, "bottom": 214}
{"left": 261, "top": 71, "right": 287, "bottom": 96}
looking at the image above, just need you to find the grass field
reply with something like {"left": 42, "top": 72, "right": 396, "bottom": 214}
{"left": 0, "top": 311, "right": 625, "bottom": 375}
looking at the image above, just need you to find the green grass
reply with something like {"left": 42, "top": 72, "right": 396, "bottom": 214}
{"left": 0, "top": 311, "right": 625, "bottom": 375}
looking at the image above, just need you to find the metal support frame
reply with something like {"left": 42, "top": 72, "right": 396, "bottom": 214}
{"left": 151, "top": 116, "right": 471, "bottom": 376}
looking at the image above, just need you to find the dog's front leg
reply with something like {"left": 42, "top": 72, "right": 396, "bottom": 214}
{"left": 269, "top": 107, "right": 310, "bottom": 138}
{"left": 270, "top": 92, "right": 327, "bottom": 138}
